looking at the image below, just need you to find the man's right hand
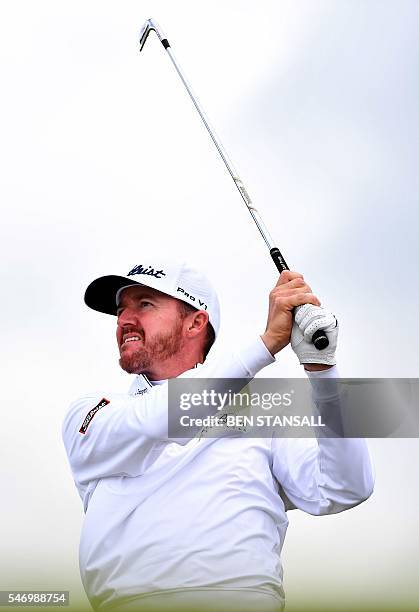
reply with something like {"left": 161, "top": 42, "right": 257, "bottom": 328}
{"left": 261, "top": 271, "right": 321, "bottom": 356}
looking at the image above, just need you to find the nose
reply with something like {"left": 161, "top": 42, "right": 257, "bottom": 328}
{"left": 117, "top": 306, "right": 140, "bottom": 328}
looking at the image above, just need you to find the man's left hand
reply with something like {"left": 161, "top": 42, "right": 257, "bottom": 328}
{"left": 291, "top": 304, "right": 338, "bottom": 367}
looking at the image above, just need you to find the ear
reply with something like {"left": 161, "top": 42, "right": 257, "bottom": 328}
{"left": 185, "top": 310, "right": 209, "bottom": 338}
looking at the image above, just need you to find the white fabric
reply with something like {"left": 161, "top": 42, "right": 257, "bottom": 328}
{"left": 111, "top": 588, "right": 283, "bottom": 611}
{"left": 291, "top": 304, "right": 338, "bottom": 365}
{"left": 62, "top": 338, "right": 374, "bottom": 611}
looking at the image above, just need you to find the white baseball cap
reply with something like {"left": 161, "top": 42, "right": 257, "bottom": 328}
{"left": 84, "top": 259, "right": 221, "bottom": 336}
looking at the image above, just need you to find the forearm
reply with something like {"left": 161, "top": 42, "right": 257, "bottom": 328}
{"left": 306, "top": 366, "right": 375, "bottom": 514}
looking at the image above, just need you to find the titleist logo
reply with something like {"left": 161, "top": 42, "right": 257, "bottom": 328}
{"left": 127, "top": 264, "right": 166, "bottom": 279}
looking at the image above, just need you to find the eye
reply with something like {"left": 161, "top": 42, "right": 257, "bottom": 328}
{"left": 139, "top": 300, "right": 152, "bottom": 308}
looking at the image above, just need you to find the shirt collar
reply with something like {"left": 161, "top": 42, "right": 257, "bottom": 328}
{"left": 127, "top": 362, "right": 204, "bottom": 396}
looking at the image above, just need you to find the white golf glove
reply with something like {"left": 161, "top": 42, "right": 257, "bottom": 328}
{"left": 291, "top": 304, "right": 338, "bottom": 365}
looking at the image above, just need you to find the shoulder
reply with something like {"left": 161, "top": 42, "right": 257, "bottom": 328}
{"left": 62, "top": 393, "right": 120, "bottom": 435}
{"left": 66, "top": 392, "right": 113, "bottom": 414}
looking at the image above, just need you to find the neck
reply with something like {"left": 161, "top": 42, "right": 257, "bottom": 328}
{"left": 141, "top": 349, "right": 204, "bottom": 381}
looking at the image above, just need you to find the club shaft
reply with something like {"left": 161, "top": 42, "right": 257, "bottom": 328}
{"left": 139, "top": 19, "right": 329, "bottom": 350}
{"left": 164, "top": 43, "right": 278, "bottom": 253}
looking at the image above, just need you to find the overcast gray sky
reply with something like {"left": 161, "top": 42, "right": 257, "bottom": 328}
{"left": 1, "top": 1, "right": 418, "bottom": 610}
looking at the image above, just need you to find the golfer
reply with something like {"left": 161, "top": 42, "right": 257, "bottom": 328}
{"left": 63, "top": 258, "right": 374, "bottom": 612}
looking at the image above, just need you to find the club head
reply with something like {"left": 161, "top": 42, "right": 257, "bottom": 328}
{"left": 139, "top": 19, "right": 152, "bottom": 51}
{"left": 139, "top": 18, "right": 166, "bottom": 52}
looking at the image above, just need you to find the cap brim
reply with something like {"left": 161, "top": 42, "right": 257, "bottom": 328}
{"left": 84, "top": 275, "right": 142, "bottom": 315}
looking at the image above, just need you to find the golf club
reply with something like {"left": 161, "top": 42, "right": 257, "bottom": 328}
{"left": 139, "top": 18, "right": 329, "bottom": 350}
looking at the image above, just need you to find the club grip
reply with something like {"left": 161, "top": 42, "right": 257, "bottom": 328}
{"left": 311, "top": 328, "right": 329, "bottom": 350}
{"left": 270, "top": 247, "right": 288, "bottom": 273}
{"left": 269, "top": 247, "right": 329, "bottom": 350}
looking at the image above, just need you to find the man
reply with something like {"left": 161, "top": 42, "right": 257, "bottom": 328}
{"left": 63, "top": 259, "right": 374, "bottom": 612}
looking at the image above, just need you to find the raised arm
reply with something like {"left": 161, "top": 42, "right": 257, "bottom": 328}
{"left": 62, "top": 337, "right": 275, "bottom": 492}
{"left": 271, "top": 368, "right": 374, "bottom": 515}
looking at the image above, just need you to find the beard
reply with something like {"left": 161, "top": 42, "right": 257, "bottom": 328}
{"left": 119, "top": 321, "right": 184, "bottom": 375}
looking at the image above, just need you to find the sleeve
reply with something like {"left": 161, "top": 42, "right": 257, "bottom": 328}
{"left": 271, "top": 366, "right": 375, "bottom": 515}
{"left": 180, "top": 335, "right": 275, "bottom": 380}
{"left": 62, "top": 386, "right": 171, "bottom": 489}
{"left": 62, "top": 337, "right": 275, "bottom": 490}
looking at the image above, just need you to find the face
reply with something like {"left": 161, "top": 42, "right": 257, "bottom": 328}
{"left": 116, "top": 285, "right": 186, "bottom": 375}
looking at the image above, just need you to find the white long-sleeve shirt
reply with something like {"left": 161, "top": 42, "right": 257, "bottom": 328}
{"left": 62, "top": 338, "right": 374, "bottom": 611}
